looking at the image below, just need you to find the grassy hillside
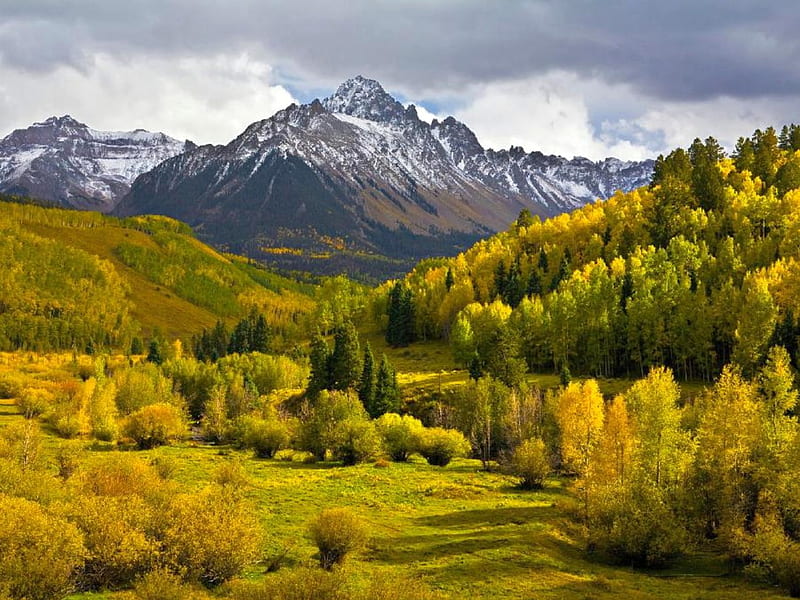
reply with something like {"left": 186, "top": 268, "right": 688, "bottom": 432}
{"left": 0, "top": 196, "right": 315, "bottom": 346}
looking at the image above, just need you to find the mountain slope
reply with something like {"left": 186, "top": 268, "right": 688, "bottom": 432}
{"left": 116, "top": 77, "right": 652, "bottom": 277}
{"left": 0, "top": 116, "right": 188, "bottom": 211}
{"left": 0, "top": 196, "right": 314, "bottom": 347}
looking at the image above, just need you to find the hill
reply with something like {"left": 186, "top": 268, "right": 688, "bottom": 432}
{"left": 0, "top": 195, "right": 314, "bottom": 350}
{"left": 381, "top": 124, "right": 800, "bottom": 382}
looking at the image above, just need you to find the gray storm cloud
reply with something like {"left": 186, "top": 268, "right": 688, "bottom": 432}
{"left": 0, "top": 1, "right": 798, "bottom": 159}
{"left": 1, "top": 0, "right": 798, "bottom": 100}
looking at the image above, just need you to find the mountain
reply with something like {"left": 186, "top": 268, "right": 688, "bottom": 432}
{"left": 116, "top": 77, "right": 652, "bottom": 277}
{"left": 0, "top": 115, "right": 188, "bottom": 211}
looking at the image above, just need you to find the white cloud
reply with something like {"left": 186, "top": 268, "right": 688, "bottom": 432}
{"left": 635, "top": 96, "right": 798, "bottom": 152}
{"left": 0, "top": 52, "right": 296, "bottom": 144}
{"left": 454, "top": 73, "right": 655, "bottom": 161}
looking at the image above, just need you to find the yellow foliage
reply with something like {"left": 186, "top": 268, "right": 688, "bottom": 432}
{"left": 556, "top": 380, "right": 605, "bottom": 475}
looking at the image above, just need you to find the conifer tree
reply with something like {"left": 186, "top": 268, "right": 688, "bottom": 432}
{"left": 445, "top": 267, "right": 455, "bottom": 292}
{"left": 251, "top": 314, "right": 271, "bottom": 353}
{"left": 146, "top": 339, "right": 164, "bottom": 365}
{"left": 527, "top": 270, "right": 542, "bottom": 296}
{"left": 374, "top": 354, "right": 399, "bottom": 416}
{"left": 386, "top": 282, "right": 415, "bottom": 347}
{"left": 307, "top": 332, "right": 331, "bottom": 398}
{"left": 359, "top": 343, "right": 377, "bottom": 416}
{"left": 329, "top": 321, "right": 361, "bottom": 391}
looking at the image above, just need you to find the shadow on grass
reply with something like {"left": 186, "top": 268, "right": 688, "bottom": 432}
{"left": 416, "top": 505, "right": 562, "bottom": 529}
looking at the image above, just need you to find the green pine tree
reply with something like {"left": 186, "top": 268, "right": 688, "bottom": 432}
{"left": 329, "top": 321, "right": 362, "bottom": 391}
{"left": 359, "top": 343, "right": 377, "bottom": 417}
{"left": 374, "top": 354, "right": 399, "bottom": 416}
{"left": 307, "top": 331, "right": 331, "bottom": 397}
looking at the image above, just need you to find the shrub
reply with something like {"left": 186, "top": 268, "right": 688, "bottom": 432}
{"left": 330, "top": 418, "right": 381, "bottom": 466}
{"left": 239, "top": 416, "right": 290, "bottom": 458}
{"left": 375, "top": 413, "right": 424, "bottom": 461}
{"left": 162, "top": 486, "right": 263, "bottom": 587}
{"left": 150, "top": 454, "right": 179, "bottom": 480}
{"left": 114, "top": 363, "right": 181, "bottom": 415}
{"left": 309, "top": 507, "right": 367, "bottom": 569}
{"left": 0, "top": 373, "right": 23, "bottom": 399}
{"left": 134, "top": 568, "right": 209, "bottom": 600}
{"left": 225, "top": 570, "right": 445, "bottom": 600}
{"left": 0, "top": 420, "right": 43, "bottom": 471}
{"left": 80, "top": 453, "right": 164, "bottom": 498}
{"left": 419, "top": 427, "right": 471, "bottom": 467}
{"left": 0, "top": 494, "right": 87, "bottom": 600}
{"left": 0, "top": 458, "right": 63, "bottom": 504}
{"left": 67, "top": 495, "right": 156, "bottom": 590}
{"left": 587, "top": 482, "right": 686, "bottom": 568}
{"left": 745, "top": 509, "right": 800, "bottom": 597}
{"left": 17, "top": 387, "right": 52, "bottom": 419}
{"left": 124, "top": 403, "right": 187, "bottom": 449}
{"left": 226, "top": 568, "right": 347, "bottom": 600}
{"left": 89, "top": 379, "right": 119, "bottom": 442}
{"left": 55, "top": 441, "right": 84, "bottom": 480}
{"left": 297, "top": 390, "right": 366, "bottom": 461}
{"left": 48, "top": 380, "right": 89, "bottom": 438}
{"left": 508, "top": 437, "right": 550, "bottom": 489}
{"left": 213, "top": 460, "right": 250, "bottom": 490}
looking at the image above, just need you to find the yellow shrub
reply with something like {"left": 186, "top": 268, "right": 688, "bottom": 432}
{"left": 0, "top": 493, "right": 86, "bottom": 600}
{"left": 123, "top": 403, "right": 187, "bottom": 449}
{"left": 80, "top": 453, "right": 165, "bottom": 499}
{"left": 66, "top": 495, "right": 157, "bottom": 589}
{"left": 308, "top": 507, "right": 367, "bottom": 570}
{"left": 162, "top": 486, "right": 263, "bottom": 586}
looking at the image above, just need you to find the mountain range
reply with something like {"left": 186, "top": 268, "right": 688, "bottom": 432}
{"left": 0, "top": 77, "right": 653, "bottom": 277}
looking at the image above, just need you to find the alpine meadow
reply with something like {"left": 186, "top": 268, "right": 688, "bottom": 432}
{"left": 2, "top": 3, "right": 800, "bottom": 600}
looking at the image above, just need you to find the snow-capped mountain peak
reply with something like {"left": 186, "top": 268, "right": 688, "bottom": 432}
{"left": 0, "top": 117, "right": 189, "bottom": 211}
{"left": 323, "top": 75, "right": 408, "bottom": 125}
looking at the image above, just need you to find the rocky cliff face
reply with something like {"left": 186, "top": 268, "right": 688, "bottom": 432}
{"left": 0, "top": 116, "right": 188, "bottom": 211}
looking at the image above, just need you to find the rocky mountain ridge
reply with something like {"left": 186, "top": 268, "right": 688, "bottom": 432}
{"left": 0, "top": 115, "right": 188, "bottom": 211}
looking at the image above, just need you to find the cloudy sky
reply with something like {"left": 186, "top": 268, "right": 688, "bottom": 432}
{"left": 1, "top": 1, "right": 798, "bottom": 161}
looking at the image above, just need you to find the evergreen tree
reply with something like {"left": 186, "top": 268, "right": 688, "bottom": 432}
{"left": 251, "top": 313, "right": 271, "bottom": 353}
{"left": 129, "top": 337, "right": 144, "bottom": 356}
{"left": 537, "top": 248, "right": 549, "bottom": 273}
{"left": 374, "top": 354, "right": 400, "bottom": 416}
{"left": 527, "top": 270, "right": 542, "bottom": 296}
{"left": 329, "top": 321, "right": 361, "bottom": 391}
{"left": 516, "top": 208, "right": 535, "bottom": 229}
{"left": 146, "top": 339, "right": 164, "bottom": 365}
{"left": 689, "top": 137, "right": 725, "bottom": 211}
{"left": 228, "top": 319, "right": 251, "bottom": 354}
{"left": 209, "top": 321, "right": 229, "bottom": 361}
{"left": 386, "top": 282, "right": 415, "bottom": 347}
{"left": 359, "top": 343, "right": 377, "bottom": 417}
{"left": 734, "top": 136, "right": 756, "bottom": 172}
{"left": 493, "top": 260, "right": 508, "bottom": 301}
{"left": 505, "top": 258, "right": 525, "bottom": 307}
{"left": 445, "top": 267, "right": 455, "bottom": 292}
{"left": 307, "top": 332, "right": 331, "bottom": 398}
{"left": 550, "top": 254, "right": 570, "bottom": 292}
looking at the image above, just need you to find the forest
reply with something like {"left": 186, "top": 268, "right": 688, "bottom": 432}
{"left": 0, "top": 125, "right": 799, "bottom": 600}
